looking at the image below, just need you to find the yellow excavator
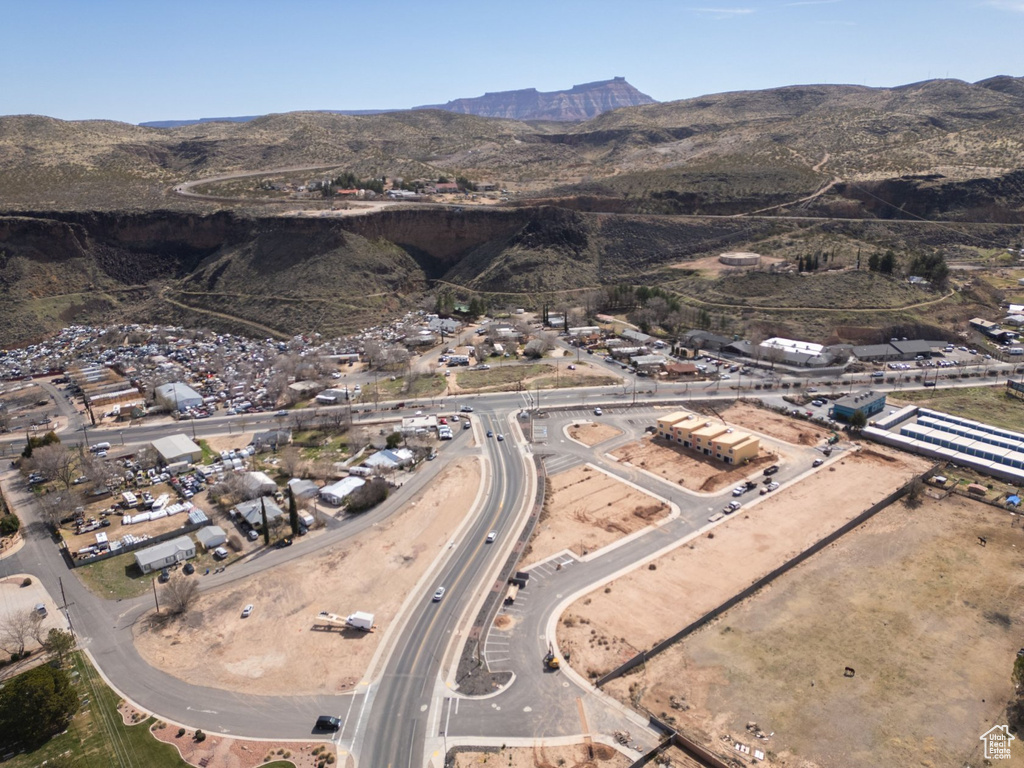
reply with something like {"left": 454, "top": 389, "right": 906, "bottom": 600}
{"left": 544, "top": 643, "right": 560, "bottom": 670}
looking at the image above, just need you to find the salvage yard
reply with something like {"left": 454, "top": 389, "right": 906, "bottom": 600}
{"left": 134, "top": 457, "right": 480, "bottom": 696}
{"left": 558, "top": 446, "right": 932, "bottom": 683}
{"left": 525, "top": 465, "right": 671, "bottom": 565}
{"left": 623, "top": 493, "right": 1024, "bottom": 768}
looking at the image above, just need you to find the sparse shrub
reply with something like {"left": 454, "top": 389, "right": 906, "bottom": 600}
{"left": 648, "top": 563, "right": 656, "bottom": 570}
{"left": 21, "top": 577, "right": 31, "bottom": 587}
{"left": 176, "top": 727, "right": 185, "bottom": 738}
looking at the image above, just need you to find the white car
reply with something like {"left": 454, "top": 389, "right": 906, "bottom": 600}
{"left": 486, "top": 531, "right": 497, "bottom": 543}
{"left": 432, "top": 587, "right": 446, "bottom": 602}
{"left": 241, "top": 604, "right": 254, "bottom": 618}
{"left": 594, "top": 407, "right": 602, "bottom": 416}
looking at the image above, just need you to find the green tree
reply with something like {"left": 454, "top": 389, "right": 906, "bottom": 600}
{"left": 0, "top": 664, "right": 79, "bottom": 751}
{"left": 385, "top": 432, "right": 403, "bottom": 449}
{"left": 43, "top": 629, "right": 75, "bottom": 667}
{"left": 288, "top": 487, "right": 299, "bottom": 537}
{"left": 849, "top": 410, "right": 868, "bottom": 430}
{"left": 260, "top": 498, "right": 270, "bottom": 546}
{"left": 879, "top": 251, "right": 896, "bottom": 275}
{"left": 868, "top": 253, "right": 880, "bottom": 272}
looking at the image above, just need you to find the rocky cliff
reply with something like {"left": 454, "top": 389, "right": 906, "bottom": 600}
{"left": 415, "top": 77, "right": 657, "bottom": 121}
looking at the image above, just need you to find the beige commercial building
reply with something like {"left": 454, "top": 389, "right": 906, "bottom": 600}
{"left": 655, "top": 411, "right": 760, "bottom": 465}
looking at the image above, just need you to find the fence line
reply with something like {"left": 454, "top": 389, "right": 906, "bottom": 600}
{"left": 596, "top": 464, "right": 941, "bottom": 687}
{"left": 64, "top": 520, "right": 209, "bottom": 568}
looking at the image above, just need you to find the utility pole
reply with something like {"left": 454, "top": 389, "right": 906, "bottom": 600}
{"left": 152, "top": 578, "right": 160, "bottom": 614}
{"left": 58, "top": 577, "right": 75, "bottom": 638}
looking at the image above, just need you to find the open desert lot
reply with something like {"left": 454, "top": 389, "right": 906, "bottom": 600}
{"left": 525, "top": 465, "right": 670, "bottom": 566}
{"left": 621, "top": 493, "right": 1024, "bottom": 768}
{"left": 611, "top": 436, "right": 778, "bottom": 493}
{"left": 567, "top": 421, "right": 624, "bottom": 447}
{"left": 453, "top": 742, "right": 630, "bottom": 768}
{"left": 718, "top": 401, "right": 832, "bottom": 446}
{"left": 133, "top": 457, "right": 480, "bottom": 696}
{"left": 559, "top": 446, "right": 932, "bottom": 681}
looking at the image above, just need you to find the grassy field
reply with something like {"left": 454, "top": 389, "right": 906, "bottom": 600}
{"left": 197, "top": 439, "right": 217, "bottom": 465}
{"left": 5, "top": 652, "right": 192, "bottom": 768}
{"left": 531, "top": 373, "right": 620, "bottom": 389}
{"left": 75, "top": 555, "right": 156, "bottom": 600}
{"left": 365, "top": 373, "right": 447, "bottom": 401}
{"left": 455, "top": 363, "right": 552, "bottom": 390}
{"left": 889, "top": 385, "right": 1024, "bottom": 433}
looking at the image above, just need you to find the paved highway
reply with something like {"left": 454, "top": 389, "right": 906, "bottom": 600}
{"left": 358, "top": 411, "right": 532, "bottom": 767}
{"left": 0, "top": 370, "right": 1015, "bottom": 766}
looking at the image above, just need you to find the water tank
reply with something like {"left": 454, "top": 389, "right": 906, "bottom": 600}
{"left": 719, "top": 251, "right": 762, "bottom": 267}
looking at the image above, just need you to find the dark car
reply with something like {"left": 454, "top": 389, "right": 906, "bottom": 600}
{"left": 158, "top": 568, "right": 170, "bottom": 583}
{"left": 763, "top": 465, "right": 779, "bottom": 476}
{"left": 182, "top": 562, "right": 195, "bottom": 575}
{"left": 276, "top": 537, "right": 293, "bottom": 548}
{"left": 315, "top": 715, "right": 342, "bottom": 732}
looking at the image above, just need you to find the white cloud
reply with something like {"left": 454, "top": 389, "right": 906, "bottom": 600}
{"left": 985, "top": 0, "right": 1024, "bottom": 11}
{"left": 688, "top": 6, "right": 755, "bottom": 18}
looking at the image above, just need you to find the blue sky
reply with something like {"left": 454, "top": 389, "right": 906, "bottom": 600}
{"left": 2, "top": 0, "right": 1022, "bottom": 124}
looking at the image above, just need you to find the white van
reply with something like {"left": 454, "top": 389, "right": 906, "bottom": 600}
{"left": 90, "top": 441, "right": 111, "bottom": 453}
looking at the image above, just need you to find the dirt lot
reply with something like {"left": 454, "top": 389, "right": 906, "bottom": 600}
{"left": 61, "top": 481, "right": 203, "bottom": 559}
{"left": 134, "top": 457, "right": 480, "bottom": 696}
{"left": 611, "top": 438, "right": 778, "bottom": 493}
{"left": 669, "top": 252, "right": 785, "bottom": 276}
{"left": 567, "top": 422, "right": 624, "bottom": 447}
{"left": 717, "top": 401, "right": 831, "bottom": 447}
{"left": 525, "top": 466, "right": 670, "bottom": 566}
{"left": 453, "top": 743, "right": 630, "bottom": 768}
{"left": 622, "top": 493, "right": 1024, "bottom": 768}
{"left": 449, "top": 361, "right": 619, "bottom": 394}
{"left": 558, "top": 446, "right": 932, "bottom": 682}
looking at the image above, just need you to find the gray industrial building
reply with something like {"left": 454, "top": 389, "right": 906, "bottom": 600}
{"left": 155, "top": 382, "right": 203, "bottom": 412}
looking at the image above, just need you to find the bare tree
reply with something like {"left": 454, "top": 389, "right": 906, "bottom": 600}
{"left": 38, "top": 490, "right": 83, "bottom": 531}
{"left": 278, "top": 447, "right": 305, "bottom": 478}
{"left": 163, "top": 577, "right": 199, "bottom": 616}
{"left": 29, "top": 444, "right": 76, "bottom": 489}
{"left": 0, "top": 610, "right": 37, "bottom": 655}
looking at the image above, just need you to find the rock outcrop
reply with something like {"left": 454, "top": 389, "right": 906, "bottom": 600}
{"left": 415, "top": 77, "right": 656, "bottom": 121}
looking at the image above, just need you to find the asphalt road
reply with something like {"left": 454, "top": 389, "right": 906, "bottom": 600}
{"left": 357, "top": 411, "right": 531, "bottom": 767}
{"left": 0, "top": 372, "right": 1014, "bottom": 766}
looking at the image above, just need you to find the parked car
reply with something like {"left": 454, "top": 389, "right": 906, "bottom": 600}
{"left": 594, "top": 407, "right": 603, "bottom": 416}
{"left": 813, "top": 458, "right": 824, "bottom": 467}
{"left": 241, "top": 604, "right": 254, "bottom": 618}
{"left": 314, "top": 715, "right": 342, "bottom": 732}
{"left": 247, "top": 529, "right": 259, "bottom": 541}
{"left": 158, "top": 568, "right": 170, "bottom": 583}
{"left": 763, "top": 465, "right": 779, "bottom": 476}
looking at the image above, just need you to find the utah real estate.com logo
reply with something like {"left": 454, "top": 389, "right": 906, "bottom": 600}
{"left": 980, "top": 724, "right": 1015, "bottom": 760}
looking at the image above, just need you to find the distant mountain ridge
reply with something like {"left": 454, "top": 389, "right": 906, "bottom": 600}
{"left": 414, "top": 77, "right": 657, "bottom": 121}
{"left": 136, "top": 77, "right": 654, "bottom": 128}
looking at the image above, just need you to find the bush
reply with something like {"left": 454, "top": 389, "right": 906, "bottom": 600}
{"left": 176, "top": 727, "right": 185, "bottom": 738}
{"left": 194, "top": 729, "right": 206, "bottom": 742}
{"left": 0, "top": 514, "right": 20, "bottom": 536}
{"left": 21, "top": 577, "right": 31, "bottom": 587}
{"left": 346, "top": 477, "right": 389, "bottom": 513}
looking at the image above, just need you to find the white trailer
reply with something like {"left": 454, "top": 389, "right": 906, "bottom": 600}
{"left": 314, "top": 610, "right": 376, "bottom": 632}
{"left": 346, "top": 611, "right": 375, "bottom": 631}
